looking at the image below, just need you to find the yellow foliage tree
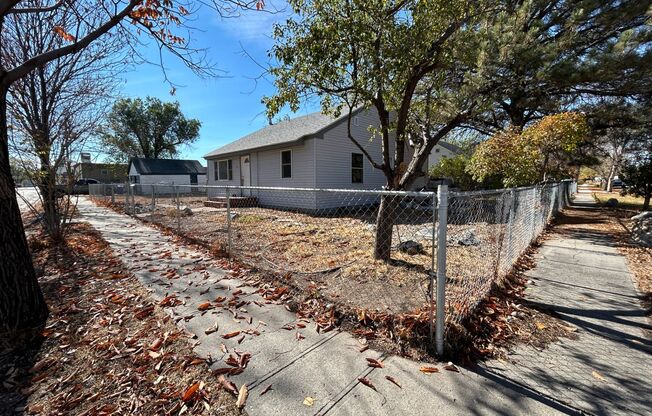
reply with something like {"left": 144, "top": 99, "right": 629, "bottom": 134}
{"left": 469, "top": 112, "right": 590, "bottom": 187}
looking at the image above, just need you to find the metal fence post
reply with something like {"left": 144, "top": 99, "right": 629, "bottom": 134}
{"left": 151, "top": 184, "right": 155, "bottom": 210}
{"left": 435, "top": 184, "right": 448, "bottom": 356}
{"left": 429, "top": 192, "right": 437, "bottom": 341}
{"left": 111, "top": 185, "right": 115, "bottom": 204}
{"left": 175, "top": 185, "right": 180, "bottom": 231}
{"left": 226, "top": 187, "right": 232, "bottom": 257}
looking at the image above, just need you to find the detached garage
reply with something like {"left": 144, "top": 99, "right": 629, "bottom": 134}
{"left": 128, "top": 158, "right": 206, "bottom": 193}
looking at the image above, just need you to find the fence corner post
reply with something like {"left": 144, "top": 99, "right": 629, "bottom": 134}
{"left": 226, "top": 187, "right": 232, "bottom": 257}
{"left": 435, "top": 184, "right": 448, "bottom": 357}
{"left": 111, "top": 185, "right": 115, "bottom": 204}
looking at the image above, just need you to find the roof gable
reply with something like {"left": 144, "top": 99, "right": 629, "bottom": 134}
{"left": 129, "top": 158, "right": 206, "bottom": 175}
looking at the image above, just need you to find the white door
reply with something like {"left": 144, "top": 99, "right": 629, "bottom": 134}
{"left": 240, "top": 155, "right": 251, "bottom": 196}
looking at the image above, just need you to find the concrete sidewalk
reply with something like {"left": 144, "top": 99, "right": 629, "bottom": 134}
{"left": 484, "top": 191, "right": 652, "bottom": 415}
{"left": 76, "top": 197, "right": 575, "bottom": 415}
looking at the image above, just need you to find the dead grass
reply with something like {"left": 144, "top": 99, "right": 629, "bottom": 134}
{"left": 593, "top": 191, "right": 647, "bottom": 211}
{"left": 0, "top": 223, "right": 240, "bottom": 415}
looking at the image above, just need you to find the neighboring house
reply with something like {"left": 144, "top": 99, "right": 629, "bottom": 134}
{"left": 427, "top": 140, "right": 462, "bottom": 169}
{"left": 74, "top": 162, "right": 128, "bottom": 183}
{"left": 204, "top": 109, "right": 459, "bottom": 210}
{"left": 128, "top": 158, "right": 207, "bottom": 193}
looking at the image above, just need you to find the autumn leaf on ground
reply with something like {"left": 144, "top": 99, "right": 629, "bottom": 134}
{"left": 198, "top": 302, "right": 213, "bottom": 311}
{"left": 222, "top": 331, "right": 240, "bottom": 339}
{"left": 592, "top": 370, "right": 606, "bottom": 381}
{"left": 303, "top": 397, "right": 315, "bottom": 406}
{"left": 236, "top": 384, "right": 249, "bottom": 409}
{"left": 443, "top": 362, "right": 460, "bottom": 372}
{"left": 358, "top": 377, "right": 377, "bottom": 391}
{"left": 218, "top": 375, "right": 238, "bottom": 395}
{"left": 385, "top": 375, "right": 402, "bottom": 388}
{"left": 204, "top": 323, "right": 219, "bottom": 335}
{"left": 419, "top": 366, "right": 440, "bottom": 374}
{"left": 535, "top": 322, "right": 546, "bottom": 330}
{"left": 181, "top": 382, "right": 200, "bottom": 402}
{"left": 260, "top": 384, "right": 273, "bottom": 396}
{"left": 366, "top": 358, "right": 384, "bottom": 368}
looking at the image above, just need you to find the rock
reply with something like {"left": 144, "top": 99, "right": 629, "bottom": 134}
{"left": 631, "top": 211, "right": 652, "bottom": 221}
{"left": 455, "top": 230, "right": 481, "bottom": 246}
{"left": 229, "top": 212, "right": 239, "bottom": 220}
{"left": 604, "top": 198, "right": 619, "bottom": 207}
{"left": 179, "top": 206, "right": 193, "bottom": 216}
{"left": 397, "top": 240, "right": 424, "bottom": 255}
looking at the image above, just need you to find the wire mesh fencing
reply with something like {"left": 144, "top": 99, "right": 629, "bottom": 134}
{"left": 88, "top": 180, "right": 575, "bottom": 354}
{"left": 444, "top": 181, "right": 572, "bottom": 330}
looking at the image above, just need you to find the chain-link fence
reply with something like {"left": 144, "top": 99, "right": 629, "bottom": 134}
{"left": 89, "top": 180, "right": 575, "bottom": 354}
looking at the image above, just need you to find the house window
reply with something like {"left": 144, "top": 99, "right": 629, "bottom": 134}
{"left": 101, "top": 169, "right": 108, "bottom": 175}
{"left": 281, "top": 150, "right": 292, "bottom": 178}
{"left": 352, "top": 153, "right": 363, "bottom": 183}
{"left": 130, "top": 175, "right": 140, "bottom": 184}
{"left": 216, "top": 160, "right": 233, "bottom": 181}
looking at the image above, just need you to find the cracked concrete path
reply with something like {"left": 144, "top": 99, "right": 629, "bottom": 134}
{"left": 484, "top": 191, "right": 652, "bottom": 415}
{"left": 77, "top": 197, "right": 579, "bottom": 415}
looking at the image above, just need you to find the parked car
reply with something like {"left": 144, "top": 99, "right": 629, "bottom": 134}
{"left": 56, "top": 178, "right": 99, "bottom": 196}
{"left": 611, "top": 179, "right": 625, "bottom": 189}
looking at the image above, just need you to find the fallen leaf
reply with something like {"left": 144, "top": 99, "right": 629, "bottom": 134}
{"left": 385, "top": 375, "right": 401, "bottom": 388}
{"left": 303, "top": 397, "right": 315, "bottom": 406}
{"left": 535, "top": 322, "right": 546, "bottom": 330}
{"left": 222, "top": 331, "right": 240, "bottom": 339}
{"left": 260, "top": 384, "right": 273, "bottom": 396}
{"left": 419, "top": 366, "right": 439, "bottom": 374}
{"left": 204, "top": 323, "right": 219, "bottom": 335}
{"left": 198, "top": 302, "right": 212, "bottom": 311}
{"left": 358, "top": 377, "right": 377, "bottom": 391}
{"left": 366, "top": 358, "right": 384, "bottom": 368}
{"left": 236, "top": 384, "right": 249, "bottom": 409}
{"left": 592, "top": 370, "right": 606, "bottom": 381}
{"left": 182, "top": 382, "right": 200, "bottom": 402}
{"left": 444, "top": 362, "right": 460, "bottom": 372}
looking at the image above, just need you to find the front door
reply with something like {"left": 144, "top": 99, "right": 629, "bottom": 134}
{"left": 240, "top": 155, "right": 251, "bottom": 196}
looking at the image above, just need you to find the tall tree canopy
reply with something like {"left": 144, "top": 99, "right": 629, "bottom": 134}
{"left": 468, "top": 0, "right": 652, "bottom": 134}
{"left": 469, "top": 112, "right": 591, "bottom": 187}
{"left": 101, "top": 97, "right": 201, "bottom": 161}
{"left": 265, "top": 0, "right": 514, "bottom": 259}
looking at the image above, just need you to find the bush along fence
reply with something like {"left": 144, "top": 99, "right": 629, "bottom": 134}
{"left": 89, "top": 180, "right": 576, "bottom": 355}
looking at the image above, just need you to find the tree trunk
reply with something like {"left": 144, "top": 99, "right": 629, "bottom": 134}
{"left": 606, "top": 163, "right": 615, "bottom": 193}
{"left": 0, "top": 87, "right": 49, "bottom": 347}
{"left": 374, "top": 194, "right": 400, "bottom": 261}
{"left": 644, "top": 194, "right": 650, "bottom": 211}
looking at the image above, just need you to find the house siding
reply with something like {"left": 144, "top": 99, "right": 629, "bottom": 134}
{"left": 206, "top": 140, "right": 317, "bottom": 210}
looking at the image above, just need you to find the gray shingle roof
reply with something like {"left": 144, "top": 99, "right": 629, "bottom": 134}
{"left": 129, "top": 158, "right": 206, "bottom": 175}
{"left": 438, "top": 141, "right": 463, "bottom": 154}
{"left": 204, "top": 112, "right": 339, "bottom": 158}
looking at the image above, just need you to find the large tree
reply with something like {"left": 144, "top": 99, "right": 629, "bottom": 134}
{"left": 265, "top": 0, "right": 512, "bottom": 260}
{"left": 0, "top": 0, "right": 260, "bottom": 346}
{"left": 467, "top": 0, "right": 652, "bottom": 134}
{"left": 101, "top": 96, "right": 201, "bottom": 161}
{"left": 5, "top": 3, "right": 123, "bottom": 241}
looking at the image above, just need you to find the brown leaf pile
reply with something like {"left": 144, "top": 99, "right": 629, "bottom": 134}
{"left": 0, "top": 223, "right": 241, "bottom": 415}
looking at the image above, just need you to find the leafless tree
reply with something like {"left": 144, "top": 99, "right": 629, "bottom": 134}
{"left": 0, "top": 0, "right": 264, "bottom": 346}
{"left": 5, "top": 2, "right": 125, "bottom": 241}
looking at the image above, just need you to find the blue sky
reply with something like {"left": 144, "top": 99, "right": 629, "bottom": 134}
{"left": 117, "top": 3, "right": 317, "bottom": 164}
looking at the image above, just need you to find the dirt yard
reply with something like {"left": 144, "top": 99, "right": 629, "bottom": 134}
{"left": 119, "top": 198, "right": 506, "bottom": 323}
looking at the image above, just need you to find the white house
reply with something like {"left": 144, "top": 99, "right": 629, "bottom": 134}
{"left": 128, "top": 158, "right": 207, "bottom": 193}
{"left": 203, "top": 109, "right": 460, "bottom": 210}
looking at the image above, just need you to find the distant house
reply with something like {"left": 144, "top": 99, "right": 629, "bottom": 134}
{"left": 204, "top": 109, "right": 460, "bottom": 210}
{"left": 74, "top": 162, "right": 128, "bottom": 183}
{"left": 128, "top": 158, "right": 207, "bottom": 192}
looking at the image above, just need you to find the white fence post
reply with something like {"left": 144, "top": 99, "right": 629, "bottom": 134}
{"left": 175, "top": 185, "right": 180, "bottom": 231}
{"left": 435, "top": 184, "right": 448, "bottom": 356}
